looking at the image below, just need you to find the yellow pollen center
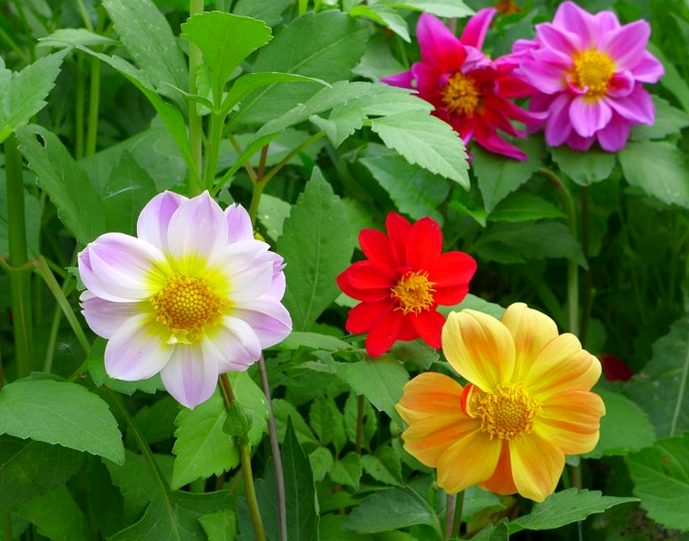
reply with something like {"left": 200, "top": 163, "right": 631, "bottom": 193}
{"left": 391, "top": 271, "right": 436, "bottom": 315}
{"left": 467, "top": 383, "right": 540, "bottom": 441}
{"left": 150, "top": 274, "right": 227, "bottom": 344}
{"left": 441, "top": 72, "right": 481, "bottom": 116}
{"left": 571, "top": 49, "right": 615, "bottom": 101}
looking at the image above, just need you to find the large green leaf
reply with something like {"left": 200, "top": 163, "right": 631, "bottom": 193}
{"left": 360, "top": 145, "right": 451, "bottom": 224}
{"left": 508, "top": 489, "right": 638, "bottom": 533}
{"left": 625, "top": 433, "right": 689, "bottom": 532}
{"left": 619, "top": 141, "right": 689, "bottom": 209}
{"left": 230, "top": 11, "right": 370, "bottom": 126}
{"left": 0, "top": 51, "right": 66, "bottom": 143}
{"left": 278, "top": 168, "right": 354, "bottom": 331}
{"left": 0, "top": 377, "right": 124, "bottom": 464}
{"left": 371, "top": 0, "right": 473, "bottom": 17}
{"left": 233, "top": 0, "right": 293, "bottom": 26}
{"left": 16, "top": 486, "right": 90, "bottom": 541}
{"left": 551, "top": 145, "right": 616, "bottom": 187}
{"left": 181, "top": 12, "right": 272, "bottom": 104}
{"left": 370, "top": 111, "right": 469, "bottom": 187}
{"left": 0, "top": 435, "right": 84, "bottom": 513}
{"left": 624, "top": 316, "right": 689, "bottom": 438}
{"left": 350, "top": 5, "right": 410, "bottom": 42}
{"left": 16, "top": 124, "right": 106, "bottom": 245}
{"left": 106, "top": 450, "right": 175, "bottom": 513}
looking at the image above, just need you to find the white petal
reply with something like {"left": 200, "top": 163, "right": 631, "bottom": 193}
{"left": 216, "top": 241, "right": 274, "bottom": 302}
{"left": 209, "top": 316, "right": 262, "bottom": 372}
{"left": 137, "top": 191, "right": 187, "bottom": 252}
{"left": 105, "top": 313, "right": 172, "bottom": 380}
{"left": 233, "top": 297, "right": 292, "bottom": 348}
{"left": 160, "top": 342, "right": 219, "bottom": 408}
{"left": 80, "top": 291, "right": 143, "bottom": 339}
{"left": 225, "top": 203, "right": 254, "bottom": 243}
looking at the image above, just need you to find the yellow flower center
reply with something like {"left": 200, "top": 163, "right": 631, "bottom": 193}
{"left": 391, "top": 271, "right": 436, "bottom": 315}
{"left": 570, "top": 49, "right": 615, "bottom": 101}
{"left": 440, "top": 72, "right": 481, "bottom": 116}
{"left": 465, "top": 383, "right": 541, "bottom": 441}
{"left": 150, "top": 274, "right": 228, "bottom": 344}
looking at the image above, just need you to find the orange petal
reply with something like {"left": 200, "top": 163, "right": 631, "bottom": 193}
{"left": 536, "top": 389, "right": 606, "bottom": 454}
{"left": 478, "top": 441, "right": 518, "bottom": 495}
{"left": 510, "top": 433, "right": 565, "bottom": 502}
{"left": 442, "top": 310, "right": 515, "bottom": 391}
{"left": 523, "top": 334, "right": 602, "bottom": 397}
{"left": 436, "top": 429, "right": 502, "bottom": 494}
{"left": 396, "top": 372, "right": 464, "bottom": 424}
{"left": 500, "top": 303, "right": 559, "bottom": 383}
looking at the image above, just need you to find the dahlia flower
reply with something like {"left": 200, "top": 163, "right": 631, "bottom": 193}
{"left": 337, "top": 212, "right": 476, "bottom": 357}
{"left": 396, "top": 303, "right": 605, "bottom": 502}
{"left": 78, "top": 191, "right": 292, "bottom": 408}
{"left": 381, "top": 9, "right": 542, "bottom": 160}
{"left": 511, "top": 1, "right": 664, "bottom": 151}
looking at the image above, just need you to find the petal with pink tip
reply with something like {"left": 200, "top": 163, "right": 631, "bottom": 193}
{"left": 552, "top": 1, "right": 601, "bottom": 48}
{"left": 544, "top": 94, "right": 574, "bottom": 146}
{"left": 596, "top": 114, "right": 631, "bottom": 152}
{"left": 416, "top": 13, "right": 466, "bottom": 73}
{"left": 137, "top": 191, "right": 186, "bottom": 252}
{"left": 209, "top": 316, "right": 262, "bottom": 372}
{"left": 381, "top": 70, "right": 414, "bottom": 89}
{"left": 521, "top": 57, "right": 568, "bottom": 94}
{"left": 631, "top": 51, "right": 664, "bottom": 83}
{"left": 160, "top": 342, "right": 219, "bottom": 408}
{"left": 536, "top": 24, "right": 581, "bottom": 56}
{"left": 459, "top": 8, "right": 496, "bottom": 49}
{"left": 80, "top": 291, "right": 143, "bottom": 339}
{"left": 232, "top": 297, "right": 292, "bottom": 349}
{"left": 605, "top": 87, "right": 655, "bottom": 125}
{"left": 218, "top": 241, "right": 274, "bottom": 303}
{"left": 569, "top": 96, "right": 612, "bottom": 137}
{"left": 601, "top": 20, "right": 651, "bottom": 72}
{"left": 225, "top": 203, "right": 255, "bottom": 244}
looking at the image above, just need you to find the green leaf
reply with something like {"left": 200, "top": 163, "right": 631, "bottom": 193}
{"left": 350, "top": 5, "right": 410, "bottom": 42}
{"left": 625, "top": 433, "right": 689, "bottom": 532}
{"left": 223, "top": 72, "right": 327, "bottom": 114}
{"left": 329, "top": 451, "right": 362, "bottom": 490}
{"left": 256, "top": 193, "right": 291, "bottom": 242}
{"left": 272, "top": 399, "right": 319, "bottom": 452}
{"left": 353, "top": 33, "right": 406, "bottom": 81}
{"left": 370, "top": 111, "right": 469, "bottom": 186}
{"left": 342, "top": 487, "right": 441, "bottom": 536}
{"left": 110, "top": 490, "right": 234, "bottom": 541}
{"left": 619, "top": 141, "right": 689, "bottom": 208}
{"left": 39, "top": 28, "right": 117, "bottom": 48}
{"left": 181, "top": 12, "right": 272, "bottom": 103}
{"left": 17, "top": 485, "right": 90, "bottom": 541}
{"left": 488, "top": 192, "right": 566, "bottom": 223}
{"left": 309, "top": 395, "right": 346, "bottom": 449}
{"left": 199, "top": 508, "right": 237, "bottom": 541}
{"left": 551, "top": 145, "right": 616, "bottom": 186}
{"left": 583, "top": 389, "right": 656, "bottom": 459}
{"left": 103, "top": 0, "right": 187, "bottom": 104}
{"left": 360, "top": 145, "right": 450, "bottom": 224}
{"left": 344, "top": 392, "right": 377, "bottom": 449}
{"left": 0, "top": 51, "right": 67, "bottom": 143}
{"left": 230, "top": 11, "right": 370, "bottom": 126}
{"left": 508, "top": 488, "right": 638, "bottom": 533}
{"left": 471, "top": 521, "right": 509, "bottom": 541}
{"left": 279, "top": 332, "right": 352, "bottom": 351}
{"left": 16, "top": 124, "right": 106, "bottom": 245}
{"left": 233, "top": 0, "right": 293, "bottom": 26}
{"left": 390, "top": 340, "right": 439, "bottom": 370}
{"left": 360, "top": 445, "right": 403, "bottom": 486}
{"left": 463, "top": 485, "right": 504, "bottom": 517}
{"left": 472, "top": 137, "right": 544, "bottom": 211}
{"left": 0, "top": 378, "right": 124, "bottom": 464}
{"left": 0, "top": 174, "right": 41, "bottom": 258}
{"left": 339, "top": 357, "right": 408, "bottom": 424}
{"left": 0, "top": 435, "right": 84, "bottom": 513}
{"left": 308, "top": 447, "right": 334, "bottom": 483}
{"left": 278, "top": 168, "right": 354, "bottom": 331}
{"left": 130, "top": 396, "right": 179, "bottom": 446}
{"left": 106, "top": 450, "right": 175, "bottom": 512}
{"left": 624, "top": 316, "right": 689, "bottom": 438}
{"left": 370, "top": 0, "right": 473, "bottom": 17}
{"left": 436, "top": 293, "right": 505, "bottom": 320}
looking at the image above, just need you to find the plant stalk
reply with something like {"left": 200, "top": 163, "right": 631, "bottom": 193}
{"left": 187, "top": 0, "right": 205, "bottom": 196}
{"left": 451, "top": 490, "right": 464, "bottom": 539}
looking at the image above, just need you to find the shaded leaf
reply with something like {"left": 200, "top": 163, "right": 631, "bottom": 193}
{"left": 488, "top": 192, "right": 566, "bottom": 223}
{"left": 361, "top": 445, "right": 403, "bottom": 486}
{"left": 330, "top": 452, "right": 362, "bottom": 490}
{"left": 17, "top": 485, "right": 90, "bottom": 541}
{"left": 551, "top": 146, "right": 616, "bottom": 187}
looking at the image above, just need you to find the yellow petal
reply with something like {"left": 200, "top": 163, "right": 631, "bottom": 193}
{"left": 501, "top": 303, "right": 559, "bottom": 383}
{"left": 442, "top": 310, "right": 515, "bottom": 391}
{"left": 510, "top": 433, "right": 565, "bottom": 502}
{"left": 396, "top": 372, "right": 464, "bottom": 424}
{"left": 523, "top": 334, "right": 602, "bottom": 397}
{"left": 478, "top": 441, "right": 518, "bottom": 495}
{"left": 536, "top": 389, "right": 606, "bottom": 454}
{"left": 436, "top": 429, "right": 502, "bottom": 494}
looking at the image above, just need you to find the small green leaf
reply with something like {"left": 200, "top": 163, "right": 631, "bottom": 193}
{"left": 436, "top": 293, "right": 505, "bottom": 320}
{"left": 0, "top": 378, "right": 124, "bottom": 464}
{"left": 626, "top": 433, "right": 689, "bottom": 532}
{"left": 330, "top": 452, "right": 362, "bottom": 490}
{"left": 106, "top": 450, "right": 175, "bottom": 512}
{"left": 309, "top": 447, "right": 334, "bottom": 482}
{"left": 350, "top": 5, "right": 410, "bottom": 42}
{"left": 17, "top": 486, "right": 90, "bottom": 541}
{"left": 39, "top": 28, "right": 117, "bottom": 48}
{"left": 471, "top": 521, "right": 509, "bottom": 541}
{"left": 223, "top": 401, "right": 253, "bottom": 442}
{"left": 309, "top": 395, "right": 345, "bottom": 449}
{"left": 278, "top": 332, "right": 352, "bottom": 351}
{"left": 361, "top": 445, "right": 403, "bottom": 486}
{"left": 509, "top": 489, "right": 638, "bottom": 533}
{"left": 223, "top": 72, "right": 327, "bottom": 114}
{"left": 233, "top": 0, "right": 293, "bottom": 26}
{"left": 344, "top": 392, "right": 377, "bottom": 449}
{"left": 371, "top": 0, "right": 473, "bottom": 17}
{"left": 199, "top": 508, "right": 237, "bottom": 541}
{"left": 631, "top": 96, "right": 689, "bottom": 140}
{"left": 551, "top": 145, "right": 616, "bottom": 187}
{"left": 488, "top": 192, "right": 566, "bottom": 223}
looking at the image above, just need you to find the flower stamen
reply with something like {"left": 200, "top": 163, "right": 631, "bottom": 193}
{"left": 570, "top": 49, "right": 615, "bottom": 101}
{"left": 391, "top": 271, "right": 436, "bottom": 315}
{"left": 150, "top": 274, "right": 228, "bottom": 344}
{"left": 441, "top": 72, "right": 481, "bottom": 116}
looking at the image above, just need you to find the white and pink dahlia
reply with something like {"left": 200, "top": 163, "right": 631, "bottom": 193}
{"left": 78, "top": 191, "right": 292, "bottom": 408}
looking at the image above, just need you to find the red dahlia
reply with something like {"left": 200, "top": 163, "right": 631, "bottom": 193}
{"left": 337, "top": 212, "right": 477, "bottom": 357}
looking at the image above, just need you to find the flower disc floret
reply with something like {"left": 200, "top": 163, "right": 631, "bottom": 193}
{"left": 571, "top": 49, "right": 616, "bottom": 100}
{"left": 392, "top": 271, "right": 436, "bottom": 315}
{"left": 441, "top": 73, "right": 481, "bottom": 116}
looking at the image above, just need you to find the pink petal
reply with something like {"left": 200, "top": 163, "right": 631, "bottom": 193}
{"left": 553, "top": 1, "right": 601, "bottom": 49}
{"left": 596, "top": 113, "right": 631, "bottom": 152}
{"left": 565, "top": 131, "right": 596, "bottom": 151}
{"left": 266, "top": 252, "right": 287, "bottom": 300}
{"left": 459, "top": 8, "right": 497, "bottom": 49}
{"left": 79, "top": 233, "right": 168, "bottom": 303}
{"left": 137, "top": 191, "right": 186, "bottom": 252}
{"left": 535, "top": 24, "right": 581, "bottom": 57}
{"left": 232, "top": 297, "right": 292, "bottom": 349}
{"left": 166, "top": 191, "right": 229, "bottom": 272}
{"left": 225, "top": 203, "right": 254, "bottom": 244}
{"left": 416, "top": 13, "right": 467, "bottom": 73}
{"left": 569, "top": 96, "right": 612, "bottom": 137}
{"left": 413, "top": 62, "right": 442, "bottom": 98}
{"left": 607, "top": 71, "right": 634, "bottom": 98}
{"left": 605, "top": 86, "right": 655, "bottom": 125}
{"left": 594, "top": 11, "right": 621, "bottom": 36}
{"left": 631, "top": 51, "right": 665, "bottom": 83}
{"left": 210, "top": 316, "right": 262, "bottom": 371}
{"left": 381, "top": 70, "right": 414, "bottom": 89}
{"left": 105, "top": 313, "right": 172, "bottom": 380}
{"left": 521, "top": 56, "right": 569, "bottom": 94}
{"left": 601, "top": 20, "right": 651, "bottom": 72}
{"left": 219, "top": 241, "right": 274, "bottom": 303}
{"left": 160, "top": 342, "right": 220, "bottom": 408}
{"left": 544, "top": 93, "right": 574, "bottom": 146}
{"left": 473, "top": 116, "right": 528, "bottom": 160}
{"left": 80, "top": 291, "right": 142, "bottom": 339}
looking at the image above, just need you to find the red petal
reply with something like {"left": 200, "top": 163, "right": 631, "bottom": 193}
{"left": 427, "top": 252, "right": 477, "bottom": 288}
{"left": 346, "top": 298, "right": 394, "bottom": 334}
{"left": 433, "top": 284, "right": 470, "bottom": 305}
{"left": 365, "top": 309, "right": 405, "bottom": 357}
{"left": 337, "top": 262, "right": 391, "bottom": 302}
{"left": 409, "top": 309, "right": 445, "bottom": 349}
{"left": 385, "top": 212, "right": 411, "bottom": 267}
{"left": 359, "top": 228, "right": 395, "bottom": 272}
{"left": 407, "top": 217, "right": 443, "bottom": 269}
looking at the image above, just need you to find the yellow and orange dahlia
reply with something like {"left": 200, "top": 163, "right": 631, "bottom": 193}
{"left": 395, "top": 303, "right": 605, "bottom": 502}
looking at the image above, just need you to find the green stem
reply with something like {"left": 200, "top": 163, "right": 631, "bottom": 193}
{"left": 0, "top": 25, "right": 30, "bottom": 64}
{"left": 451, "top": 490, "right": 464, "bottom": 539}
{"left": 2, "top": 510, "right": 11, "bottom": 541}
{"left": 445, "top": 493, "right": 455, "bottom": 540}
{"left": 579, "top": 187, "right": 592, "bottom": 345}
{"left": 85, "top": 56, "right": 101, "bottom": 157}
{"left": 203, "top": 111, "right": 224, "bottom": 190}
{"left": 248, "top": 181, "right": 265, "bottom": 225}
{"left": 4, "top": 132, "right": 34, "bottom": 378}
{"left": 42, "top": 301, "right": 62, "bottom": 374}
{"left": 219, "top": 374, "right": 265, "bottom": 541}
{"left": 260, "top": 131, "right": 324, "bottom": 186}
{"left": 75, "top": 52, "right": 86, "bottom": 160}
{"left": 187, "top": 0, "right": 205, "bottom": 196}
{"left": 354, "top": 394, "right": 364, "bottom": 454}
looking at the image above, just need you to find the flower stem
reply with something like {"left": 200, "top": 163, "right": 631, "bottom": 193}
{"left": 187, "top": 0, "right": 205, "bottom": 196}
{"left": 355, "top": 394, "right": 364, "bottom": 454}
{"left": 85, "top": 55, "right": 101, "bottom": 157}
{"left": 4, "top": 132, "right": 34, "bottom": 378}
{"left": 2, "top": 510, "right": 11, "bottom": 541}
{"left": 445, "top": 493, "right": 455, "bottom": 540}
{"left": 451, "top": 490, "right": 464, "bottom": 539}
{"left": 75, "top": 52, "right": 86, "bottom": 160}
{"left": 219, "top": 373, "right": 266, "bottom": 541}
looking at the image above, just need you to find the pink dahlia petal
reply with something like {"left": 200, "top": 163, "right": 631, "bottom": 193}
{"left": 212, "top": 316, "right": 262, "bottom": 371}
{"left": 631, "top": 51, "right": 665, "bottom": 83}
{"left": 594, "top": 10, "right": 621, "bottom": 36}
{"left": 460, "top": 8, "right": 497, "bottom": 49}
{"left": 569, "top": 96, "right": 612, "bottom": 137}
{"left": 474, "top": 116, "right": 527, "bottom": 160}
{"left": 166, "top": 191, "right": 229, "bottom": 270}
{"left": 564, "top": 131, "right": 596, "bottom": 151}
{"left": 160, "top": 342, "right": 219, "bottom": 409}
{"left": 104, "top": 313, "right": 172, "bottom": 380}
{"left": 544, "top": 93, "right": 574, "bottom": 146}
{"left": 536, "top": 24, "right": 581, "bottom": 57}
{"left": 137, "top": 191, "right": 186, "bottom": 252}
{"left": 225, "top": 203, "right": 254, "bottom": 244}
{"left": 232, "top": 297, "right": 292, "bottom": 349}
{"left": 220, "top": 241, "right": 274, "bottom": 303}
{"left": 266, "top": 253, "right": 287, "bottom": 300}
{"left": 80, "top": 291, "right": 142, "bottom": 339}
{"left": 605, "top": 86, "right": 655, "bottom": 125}
{"left": 460, "top": 47, "right": 493, "bottom": 73}
{"left": 417, "top": 13, "right": 467, "bottom": 73}
{"left": 381, "top": 70, "right": 414, "bottom": 89}
{"left": 596, "top": 113, "right": 631, "bottom": 152}
{"left": 553, "top": 1, "right": 601, "bottom": 48}
{"left": 607, "top": 71, "right": 634, "bottom": 98}
{"left": 79, "top": 232, "right": 167, "bottom": 303}
{"left": 412, "top": 62, "right": 441, "bottom": 97}
{"left": 521, "top": 58, "right": 568, "bottom": 94}
{"left": 601, "top": 20, "right": 650, "bottom": 72}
